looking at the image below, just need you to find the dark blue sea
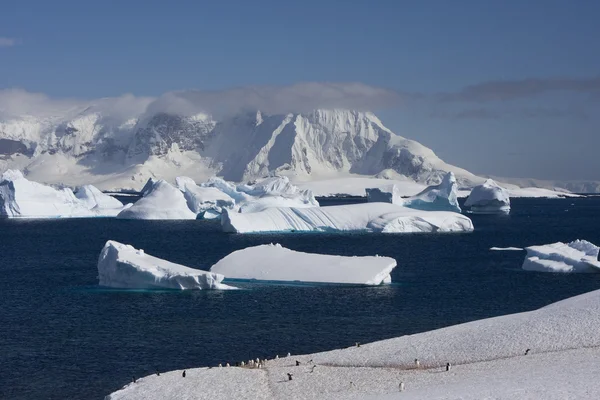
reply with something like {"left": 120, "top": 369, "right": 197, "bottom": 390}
{"left": 2, "top": 197, "right": 600, "bottom": 399}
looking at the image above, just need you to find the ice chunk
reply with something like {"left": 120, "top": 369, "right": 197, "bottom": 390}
{"left": 117, "top": 180, "right": 196, "bottom": 220}
{"left": 522, "top": 240, "right": 600, "bottom": 273}
{"left": 365, "top": 185, "right": 402, "bottom": 204}
{"left": 210, "top": 244, "right": 396, "bottom": 285}
{"left": 465, "top": 179, "right": 511, "bottom": 214}
{"left": 221, "top": 202, "right": 473, "bottom": 234}
{"left": 402, "top": 172, "right": 461, "bottom": 213}
{"left": 0, "top": 169, "right": 95, "bottom": 218}
{"left": 176, "top": 176, "right": 235, "bottom": 216}
{"left": 98, "top": 240, "right": 235, "bottom": 290}
{"left": 75, "top": 185, "right": 124, "bottom": 210}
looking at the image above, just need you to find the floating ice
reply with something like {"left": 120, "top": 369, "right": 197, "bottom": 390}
{"left": 365, "top": 185, "right": 403, "bottom": 205}
{"left": 465, "top": 179, "right": 511, "bottom": 214}
{"left": 0, "top": 169, "right": 95, "bottom": 218}
{"left": 210, "top": 244, "right": 396, "bottom": 285}
{"left": 222, "top": 202, "right": 473, "bottom": 234}
{"left": 522, "top": 240, "right": 600, "bottom": 273}
{"left": 402, "top": 172, "right": 461, "bottom": 213}
{"left": 74, "top": 184, "right": 127, "bottom": 217}
{"left": 117, "top": 180, "right": 196, "bottom": 220}
{"left": 176, "top": 176, "right": 235, "bottom": 217}
{"left": 98, "top": 240, "right": 235, "bottom": 290}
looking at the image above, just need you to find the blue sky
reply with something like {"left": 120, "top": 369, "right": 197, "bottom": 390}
{"left": 1, "top": 0, "right": 600, "bottom": 180}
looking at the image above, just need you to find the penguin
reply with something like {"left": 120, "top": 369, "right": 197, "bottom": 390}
{"left": 182, "top": 370, "right": 186, "bottom": 378}
{"left": 525, "top": 348, "right": 531, "bottom": 355}
{"left": 155, "top": 370, "right": 160, "bottom": 376}
{"left": 241, "top": 361, "right": 245, "bottom": 367}
{"left": 287, "top": 373, "right": 293, "bottom": 381}
{"left": 235, "top": 362, "right": 240, "bottom": 367}
{"left": 414, "top": 359, "right": 420, "bottom": 368}
{"left": 218, "top": 363, "right": 222, "bottom": 368}
{"left": 257, "top": 363, "right": 262, "bottom": 369}
{"left": 295, "top": 360, "right": 300, "bottom": 366}
{"left": 446, "top": 363, "right": 451, "bottom": 372}
{"left": 275, "top": 355, "right": 279, "bottom": 360}
{"left": 287, "top": 352, "right": 291, "bottom": 357}
{"left": 356, "top": 342, "right": 361, "bottom": 347}
{"left": 399, "top": 382, "right": 405, "bottom": 392}
{"left": 310, "top": 365, "right": 316, "bottom": 373}
{"left": 226, "top": 363, "right": 230, "bottom": 368}
{"left": 132, "top": 376, "right": 136, "bottom": 384}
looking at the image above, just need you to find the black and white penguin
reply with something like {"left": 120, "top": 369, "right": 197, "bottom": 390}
{"left": 182, "top": 370, "right": 186, "bottom": 378}
{"left": 132, "top": 376, "right": 136, "bottom": 383}
{"left": 287, "top": 373, "right": 293, "bottom": 381}
{"left": 525, "top": 348, "right": 531, "bottom": 355}
{"left": 399, "top": 382, "right": 405, "bottom": 392}
{"left": 295, "top": 360, "right": 300, "bottom": 366}
{"left": 414, "top": 358, "right": 420, "bottom": 368}
{"left": 355, "top": 342, "right": 361, "bottom": 348}
{"left": 446, "top": 362, "right": 451, "bottom": 372}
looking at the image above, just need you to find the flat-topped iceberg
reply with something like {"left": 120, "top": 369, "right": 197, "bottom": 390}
{"left": 0, "top": 170, "right": 95, "bottom": 218}
{"left": 222, "top": 202, "right": 473, "bottom": 234}
{"left": 176, "top": 176, "right": 235, "bottom": 218}
{"left": 117, "top": 180, "right": 197, "bottom": 220}
{"left": 465, "top": 179, "right": 511, "bottom": 214}
{"left": 98, "top": 240, "right": 234, "bottom": 290}
{"left": 522, "top": 240, "right": 600, "bottom": 273}
{"left": 210, "top": 244, "right": 396, "bottom": 285}
{"left": 402, "top": 172, "right": 461, "bottom": 213}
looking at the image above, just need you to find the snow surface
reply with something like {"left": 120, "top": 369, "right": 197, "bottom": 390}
{"left": 117, "top": 180, "right": 197, "bottom": 220}
{"left": 465, "top": 179, "right": 510, "bottom": 214}
{"left": 0, "top": 169, "right": 96, "bottom": 218}
{"left": 98, "top": 240, "right": 234, "bottom": 290}
{"left": 522, "top": 239, "right": 600, "bottom": 273}
{"left": 210, "top": 244, "right": 396, "bottom": 285}
{"left": 221, "top": 203, "right": 473, "bottom": 234}
{"left": 106, "top": 287, "right": 600, "bottom": 400}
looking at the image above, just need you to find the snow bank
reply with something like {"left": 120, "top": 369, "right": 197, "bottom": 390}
{"left": 106, "top": 287, "right": 600, "bottom": 400}
{"left": 210, "top": 244, "right": 396, "bottom": 285}
{"left": 0, "top": 169, "right": 95, "bottom": 218}
{"left": 176, "top": 176, "right": 235, "bottom": 217}
{"left": 522, "top": 240, "right": 600, "bottom": 273}
{"left": 402, "top": 172, "right": 461, "bottom": 213}
{"left": 465, "top": 179, "right": 510, "bottom": 214}
{"left": 98, "top": 240, "right": 234, "bottom": 290}
{"left": 117, "top": 180, "right": 197, "bottom": 220}
{"left": 222, "top": 203, "right": 473, "bottom": 234}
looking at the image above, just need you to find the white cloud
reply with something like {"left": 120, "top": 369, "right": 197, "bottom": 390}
{"left": 0, "top": 37, "right": 20, "bottom": 47}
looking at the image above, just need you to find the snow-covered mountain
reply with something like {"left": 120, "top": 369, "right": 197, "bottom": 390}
{"left": 0, "top": 105, "right": 595, "bottom": 192}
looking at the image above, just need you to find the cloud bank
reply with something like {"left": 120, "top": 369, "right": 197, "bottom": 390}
{"left": 0, "top": 37, "right": 20, "bottom": 47}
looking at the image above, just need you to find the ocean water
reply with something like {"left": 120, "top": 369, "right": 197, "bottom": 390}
{"left": 1, "top": 197, "right": 600, "bottom": 399}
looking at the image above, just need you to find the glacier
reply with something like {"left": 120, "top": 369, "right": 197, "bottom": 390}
{"left": 117, "top": 179, "right": 197, "bottom": 220}
{"left": 465, "top": 179, "right": 511, "bottom": 214}
{"left": 98, "top": 240, "right": 234, "bottom": 290}
{"left": 221, "top": 202, "right": 473, "bottom": 234}
{"left": 522, "top": 240, "right": 600, "bottom": 273}
{"left": 210, "top": 243, "right": 396, "bottom": 285}
{"left": 0, "top": 169, "right": 97, "bottom": 218}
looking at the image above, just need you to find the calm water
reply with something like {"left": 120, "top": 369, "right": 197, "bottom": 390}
{"left": 1, "top": 197, "right": 600, "bottom": 399}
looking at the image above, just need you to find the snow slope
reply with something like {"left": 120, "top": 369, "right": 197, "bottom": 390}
{"left": 221, "top": 203, "right": 473, "bottom": 234}
{"left": 210, "top": 244, "right": 396, "bottom": 285}
{"left": 98, "top": 240, "right": 234, "bottom": 290}
{"left": 106, "top": 288, "right": 600, "bottom": 400}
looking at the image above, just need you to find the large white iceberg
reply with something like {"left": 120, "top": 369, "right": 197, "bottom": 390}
{"left": 365, "top": 172, "right": 461, "bottom": 213}
{"left": 74, "top": 184, "right": 128, "bottom": 217}
{"left": 0, "top": 170, "right": 95, "bottom": 218}
{"left": 522, "top": 240, "right": 600, "bottom": 273}
{"left": 210, "top": 244, "right": 396, "bottom": 285}
{"left": 98, "top": 240, "right": 234, "bottom": 290}
{"left": 117, "top": 180, "right": 197, "bottom": 220}
{"left": 402, "top": 172, "right": 461, "bottom": 213}
{"left": 200, "top": 176, "right": 319, "bottom": 214}
{"left": 176, "top": 176, "right": 235, "bottom": 218}
{"left": 465, "top": 179, "right": 511, "bottom": 214}
{"left": 222, "top": 202, "right": 473, "bottom": 234}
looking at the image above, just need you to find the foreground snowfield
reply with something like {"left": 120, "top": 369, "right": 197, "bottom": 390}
{"left": 106, "top": 288, "right": 600, "bottom": 399}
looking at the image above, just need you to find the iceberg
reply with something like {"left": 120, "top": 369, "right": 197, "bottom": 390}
{"left": 402, "top": 172, "right": 461, "bottom": 213}
{"left": 0, "top": 169, "right": 95, "bottom": 218}
{"left": 117, "top": 180, "right": 196, "bottom": 220}
{"left": 176, "top": 176, "right": 235, "bottom": 217}
{"left": 465, "top": 179, "right": 511, "bottom": 214}
{"left": 365, "top": 185, "right": 403, "bottom": 204}
{"left": 222, "top": 202, "right": 473, "bottom": 234}
{"left": 210, "top": 244, "right": 396, "bottom": 285}
{"left": 201, "top": 176, "right": 319, "bottom": 213}
{"left": 522, "top": 240, "right": 600, "bottom": 273}
{"left": 74, "top": 184, "right": 127, "bottom": 217}
{"left": 98, "top": 240, "right": 235, "bottom": 290}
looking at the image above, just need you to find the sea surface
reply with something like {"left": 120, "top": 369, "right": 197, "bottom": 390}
{"left": 1, "top": 197, "right": 600, "bottom": 399}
